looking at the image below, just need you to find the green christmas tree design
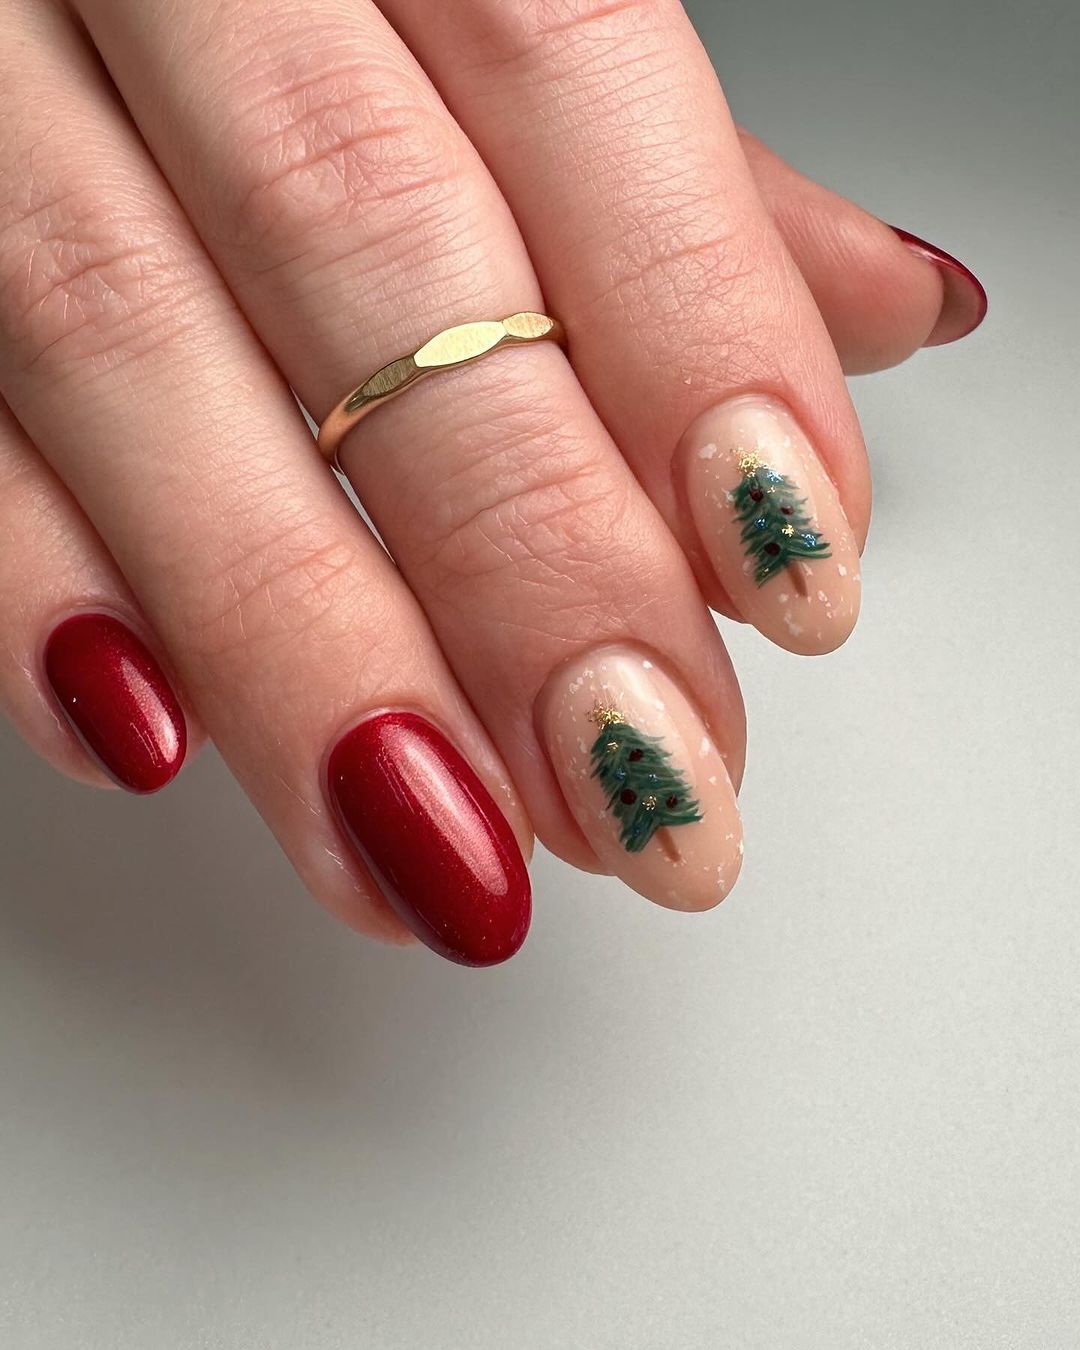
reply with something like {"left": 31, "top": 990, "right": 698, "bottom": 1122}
{"left": 732, "top": 450, "right": 830, "bottom": 588}
{"left": 587, "top": 703, "right": 702, "bottom": 853}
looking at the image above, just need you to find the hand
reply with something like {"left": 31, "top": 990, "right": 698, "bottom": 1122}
{"left": 0, "top": 0, "right": 984, "bottom": 964}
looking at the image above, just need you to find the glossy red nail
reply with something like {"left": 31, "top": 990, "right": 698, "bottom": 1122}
{"left": 326, "top": 712, "right": 531, "bottom": 967}
{"left": 891, "top": 226, "right": 988, "bottom": 345}
{"left": 44, "top": 612, "right": 186, "bottom": 793}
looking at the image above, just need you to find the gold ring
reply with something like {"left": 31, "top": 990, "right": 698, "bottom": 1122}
{"left": 316, "top": 311, "right": 566, "bottom": 465}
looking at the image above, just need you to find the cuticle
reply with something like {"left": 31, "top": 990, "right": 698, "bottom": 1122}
{"left": 671, "top": 388, "right": 835, "bottom": 612}
{"left": 318, "top": 703, "right": 532, "bottom": 860}
{"left": 35, "top": 601, "right": 188, "bottom": 720}
{"left": 532, "top": 638, "right": 731, "bottom": 775}
{"left": 36, "top": 601, "right": 133, "bottom": 683}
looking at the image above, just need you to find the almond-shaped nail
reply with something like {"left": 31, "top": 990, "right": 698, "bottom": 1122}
{"left": 539, "top": 646, "right": 742, "bottom": 911}
{"left": 326, "top": 711, "right": 531, "bottom": 966}
{"left": 890, "top": 226, "right": 988, "bottom": 346}
{"left": 44, "top": 612, "right": 186, "bottom": 793}
{"left": 679, "top": 395, "right": 861, "bottom": 655}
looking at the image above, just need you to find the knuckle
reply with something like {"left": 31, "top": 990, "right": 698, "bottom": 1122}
{"left": 224, "top": 50, "right": 467, "bottom": 253}
{"left": 616, "top": 224, "right": 761, "bottom": 306}
{"left": 0, "top": 179, "right": 202, "bottom": 376}
{"left": 484, "top": 0, "right": 662, "bottom": 65}
{"left": 410, "top": 399, "right": 636, "bottom": 627}
{"left": 195, "top": 518, "right": 368, "bottom": 662}
{"left": 593, "top": 214, "right": 771, "bottom": 347}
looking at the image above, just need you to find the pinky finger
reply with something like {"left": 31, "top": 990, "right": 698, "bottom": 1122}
{"left": 737, "top": 127, "right": 987, "bottom": 372}
{"left": 0, "top": 399, "right": 191, "bottom": 792}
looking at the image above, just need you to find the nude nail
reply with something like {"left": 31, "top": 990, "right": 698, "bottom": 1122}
{"left": 679, "top": 395, "right": 861, "bottom": 654}
{"left": 538, "top": 645, "right": 742, "bottom": 911}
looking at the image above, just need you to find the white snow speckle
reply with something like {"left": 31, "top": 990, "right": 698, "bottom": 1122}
{"left": 698, "top": 441, "right": 719, "bottom": 459}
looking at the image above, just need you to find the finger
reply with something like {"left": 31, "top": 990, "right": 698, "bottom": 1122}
{"left": 737, "top": 127, "right": 987, "bottom": 370}
{"left": 377, "top": 0, "right": 867, "bottom": 654}
{"left": 0, "top": 1, "right": 531, "bottom": 964}
{"left": 0, "top": 398, "right": 189, "bottom": 792}
{"left": 80, "top": 0, "right": 747, "bottom": 910}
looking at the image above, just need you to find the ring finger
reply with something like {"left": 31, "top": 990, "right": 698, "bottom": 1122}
{"left": 79, "top": 0, "right": 748, "bottom": 909}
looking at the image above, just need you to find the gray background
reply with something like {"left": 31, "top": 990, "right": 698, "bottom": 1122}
{"left": 2, "top": 0, "right": 1078, "bottom": 1346}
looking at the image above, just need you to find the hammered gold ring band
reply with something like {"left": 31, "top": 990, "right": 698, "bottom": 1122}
{"left": 316, "top": 311, "right": 566, "bottom": 465}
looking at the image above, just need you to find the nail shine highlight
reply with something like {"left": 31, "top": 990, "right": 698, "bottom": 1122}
{"left": 326, "top": 711, "right": 531, "bottom": 966}
{"left": 44, "top": 612, "right": 186, "bottom": 793}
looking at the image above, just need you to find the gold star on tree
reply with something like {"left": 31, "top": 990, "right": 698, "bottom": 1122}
{"left": 737, "top": 448, "right": 764, "bottom": 476}
{"left": 587, "top": 701, "right": 624, "bottom": 731}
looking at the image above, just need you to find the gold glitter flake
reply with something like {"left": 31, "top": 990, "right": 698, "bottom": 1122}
{"left": 587, "top": 701, "right": 624, "bottom": 731}
{"left": 737, "top": 448, "right": 765, "bottom": 476}
{"left": 605, "top": 740, "right": 620, "bottom": 753}
{"left": 782, "top": 524, "right": 796, "bottom": 537}
{"left": 642, "top": 794, "right": 658, "bottom": 810}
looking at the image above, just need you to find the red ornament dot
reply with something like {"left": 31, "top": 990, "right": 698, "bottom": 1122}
{"left": 666, "top": 795, "right": 679, "bottom": 808}
{"left": 750, "top": 489, "right": 763, "bottom": 503}
{"left": 764, "top": 542, "right": 781, "bottom": 556}
{"left": 627, "top": 748, "right": 644, "bottom": 762}
{"left": 781, "top": 506, "right": 793, "bottom": 515}
{"left": 620, "top": 788, "right": 637, "bottom": 805}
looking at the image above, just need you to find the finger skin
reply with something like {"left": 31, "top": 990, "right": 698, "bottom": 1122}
{"left": 78, "top": 0, "right": 749, "bottom": 911}
{"left": 737, "top": 129, "right": 986, "bottom": 372}
{"left": 378, "top": 0, "right": 870, "bottom": 654}
{"left": 0, "top": 0, "right": 532, "bottom": 959}
{"left": 0, "top": 398, "right": 195, "bottom": 791}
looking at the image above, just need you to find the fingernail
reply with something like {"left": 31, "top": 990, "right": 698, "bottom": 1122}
{"left": 326, "top": 711, "right": 531, "bottom": 966}
{"left": 44, "top": 612, "right": 186, "bottom": 793}
{"left": 890, "top": 226, "right": 988, "bottom": 345}
{"left": 538, "top": 645, "right": 742, "bottom": 912}
{"left": 678, "top": 395, "right": 861, "bottom": 655}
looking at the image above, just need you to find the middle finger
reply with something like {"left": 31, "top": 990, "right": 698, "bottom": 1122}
{"left": 81, "top": 0, "right": 747, "bottom": 908}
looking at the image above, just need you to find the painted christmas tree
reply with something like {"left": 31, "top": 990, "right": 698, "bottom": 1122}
{"left": 733, "top": 450, "right": 830, "bottom": 588}
{"left": 587, "top": 703, "right": 702, "bottom": 853}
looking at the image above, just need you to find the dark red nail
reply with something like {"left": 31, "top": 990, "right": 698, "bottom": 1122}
{"left": 890, "top": 226, "right": 988, "bottom": 345}
{"left": 44, "top": 612, "right": 187, "bottom": 794}
{"left": 327, "top": 711, "right": 531, "bottom": 966}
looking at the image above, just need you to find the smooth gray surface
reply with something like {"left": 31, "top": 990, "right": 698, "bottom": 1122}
{"left": 2, "top": 2, "right": 1078, "bottom": 1347}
